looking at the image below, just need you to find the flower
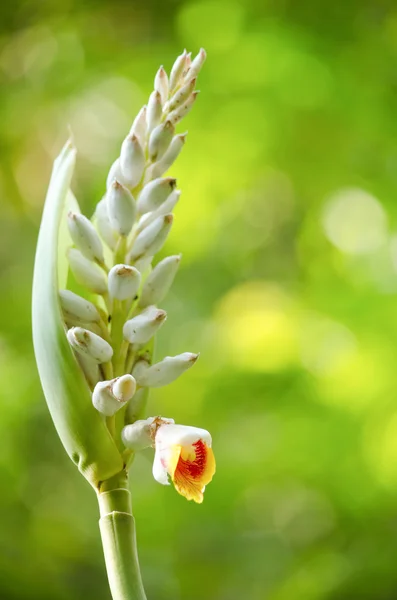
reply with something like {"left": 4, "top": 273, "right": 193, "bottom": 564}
{"left": 152, "top": 422, "right": 216, "bottom": 503}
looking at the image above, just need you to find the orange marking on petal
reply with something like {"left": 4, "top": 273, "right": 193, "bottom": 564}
{"left": 171, "top": 440, "right": 216, "bottom": 503}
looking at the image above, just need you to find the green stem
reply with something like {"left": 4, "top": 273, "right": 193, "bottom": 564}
{"left": 106, "top": 415, "right": 116, "bottom": 438}
{"left": 98, "top": 476, "right": 147, "bottom": 600}
{"left": 114, "top": 236, "right": 127, "bottom": 265}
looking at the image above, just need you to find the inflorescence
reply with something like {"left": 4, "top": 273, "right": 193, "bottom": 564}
{"left": 60, "top": 49, "right": 215, "bottom": 503}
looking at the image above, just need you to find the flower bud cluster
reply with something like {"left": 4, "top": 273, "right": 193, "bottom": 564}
{"left": 59, "top": 50, "right": 207, "bottom": 467}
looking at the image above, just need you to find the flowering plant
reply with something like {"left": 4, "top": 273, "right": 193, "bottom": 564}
{"left": 32, "top": 49, "right": 215, "bottom": 600}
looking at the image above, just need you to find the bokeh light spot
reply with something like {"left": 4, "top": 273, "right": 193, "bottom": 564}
{"left": 214, "top": 281, "right": 298, "bottom": 372}
{"left": 365, "top": 411, "right": 397, "bottom": 489}
{"left": 317, "top": 345, "right": 392, "bottom": 413}
{"left": 299, "top": 313, "right": 357, "bottom": 376}
{"left": 322, "top": 188, "right": 388, "bottom": 255}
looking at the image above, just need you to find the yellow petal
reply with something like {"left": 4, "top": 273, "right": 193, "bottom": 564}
{"left": 171, "top": 440, "right": 216, "bottom": 503}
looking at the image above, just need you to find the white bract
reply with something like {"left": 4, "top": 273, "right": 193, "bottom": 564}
{"left": 148, "top": 120, "right": 175, "bottom": 162}
{"left": 154, "top": 66, "right": 169, "bottom": 104}
{"left": 106, "top": 158, "right": 127, "bottom": 190}
{"left": 132, "top": 352, "right": 199, "bottom": 387}
{"left": 169, "top": 50, "right": 189, "bottom": 92}
{"left": 67, "top": 248, "right": 107, "bottom": 294}
{"left": 168, "top": 91, "right": 199, "bottom": 125}
{"left": 67, "top": 327, "right": 113, "bottom": 363}
{"left": 147, "top": 91, "right": 162, "bottom": 133}
{"left": 139, "top": 255, "right": 181, "bottom": 307}
{"left": 147, "top": 134, "right": 186, "bottom": 180}
{"left": 108, "top": 264, "right": 141, "bottom": 301}
{"left": 67, "top": 211, "right": 104, "bottom": 263}
{"left": 95, "top": 198, "right": 118, "bottom": 250}
{"left": 186, "top": 48, "right": 206, "bottom": 79}
{"left": 128, "top": 214, "right": 173, "bottom": 261}
{"left": 59, "top": 290, "right": 100, "bottom": 323}
{"left": 137, "top": 177, "right": 177, "bottom": 214}
{"left": 129, "top": 106, "right": 147, "bottom": 145}
{"left": 120, "top": 134, "right": 146, "bottom": 188}
{"left": 107, "top": 180, "right": 136, "bottom": 236}
{"left": 123, "top": 306, "right": 167, "bottom": 345}
{"left": 93, "top": 375, "right": 136, "bottom": 416}
{"left": 166, "top": 78, "right": 196, "bottom": 113}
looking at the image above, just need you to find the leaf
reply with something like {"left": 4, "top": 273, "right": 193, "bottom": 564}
{"left": 32, "top": 141, "right": 123, "bottom": 488}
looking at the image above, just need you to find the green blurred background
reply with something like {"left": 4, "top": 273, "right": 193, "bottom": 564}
{"left": 2, "top": 0, "right": 397, "bottom": 598}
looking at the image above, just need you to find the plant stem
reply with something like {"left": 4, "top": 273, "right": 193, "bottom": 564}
{"left": 98, "top": 475, "right": 147, "bottom": 600}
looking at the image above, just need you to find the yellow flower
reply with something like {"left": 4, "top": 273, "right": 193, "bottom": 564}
{"left": 153, "top": 423, "right": 216, "bottom": 503}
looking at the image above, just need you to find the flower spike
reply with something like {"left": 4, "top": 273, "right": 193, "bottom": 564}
{"left": 33, "top": 48, "right": 212, "bottom": 600}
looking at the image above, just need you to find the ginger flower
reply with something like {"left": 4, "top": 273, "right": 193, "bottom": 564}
{"left": 153, "top": 422, "right": 216, "bottom": 503}
{"left": 34, "top": 47, "right": 212, "bottom": 599}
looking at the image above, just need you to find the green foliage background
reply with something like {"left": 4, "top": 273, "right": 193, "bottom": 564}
{"left": 1, "top": 0, "right": 397, "bottom": 598}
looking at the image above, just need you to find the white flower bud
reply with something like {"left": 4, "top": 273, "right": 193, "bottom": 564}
{"left": 166, "top": 78, "right": 196, "bottom": 113}
{"left": 154, "top": 66, "right": 169, "bottom": 105}
{"left": 123, "top": 306, "right": 167, "bottom": 344}
{"left": 67, "top": 326, "right": 113, "bottom": 363}
{"left": 147, "top": 90, "right": 163, "bottom": 134}
{"left": 59, "top": 289, "right": 101, "bottom": 322}
{"left": 107, "top": 180, "right": 136, "bottom": 236}
{"left": 186, "top": 48, "right": 206, "bottom": 80}
{"left": 139, "top": 255, "right": 181, "bottom": 307}
{"left": 112, "top": 374, "right": 137, "bottom": 402}
{"left": 67, "top": 248, "right": 107, "bottom": 294}
{"left": 128, "top": 214, "right": 173, "bottom": 261}
{"left": 106, "top": 158, "right": 128, "bottom": 190}
{"left": 129, "top": 106, "right": 147, "bottom": 147}
{"left": 148, "top": 120, "right": 175, "bottom": 162}
{"left": 168, "top": 91, "right": 199, "bottom": 125}
{"left": 133, "top": 352, "right": 199, "bottom": 387}
{"left": 137, "top": 190, "right": 180, "bottom": 232}
{"left": 95, "top": 198, "right": 118, "bottom": 250}
{"left": 120, "top": 134, "right": 146, "bottom": 188}
{"left": 184, "top": 52, "right": 192, "bottom": 73}
{"left": 108, "top": 264, "right": 141, "bottom": 301}
{"left": 121, "top": 419, "right": 152, "bottom": 451}
{"left": 122, "top": 416, "right": 176, "bottom": 450}
{"left": 132, "top": 358, "right": 150, "bottom": 381}
{"left": 67, "top": 211, "right": 104, "bottom": 263}
{"left": 169, "top": 49, "right": 188, "bottom": 91}
{"left": 137, "top": 177, "right": 177, "bottom": 214}
{"left": 148, "top": 134, "right": 187, "bottom": 180}
{"left": 92, "top": 374, "right": 136, "bottom": 416}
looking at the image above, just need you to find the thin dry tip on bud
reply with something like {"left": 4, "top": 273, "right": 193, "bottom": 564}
{"left": 155, "top": 310, "right": 167, "bottom": 322}
{"left": 158, "top": 65, "right": 166, "bottom": 77}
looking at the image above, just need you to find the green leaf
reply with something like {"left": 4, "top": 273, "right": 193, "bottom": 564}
{"left": 32, "top": 141, "right": 123, "bottom": 488}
